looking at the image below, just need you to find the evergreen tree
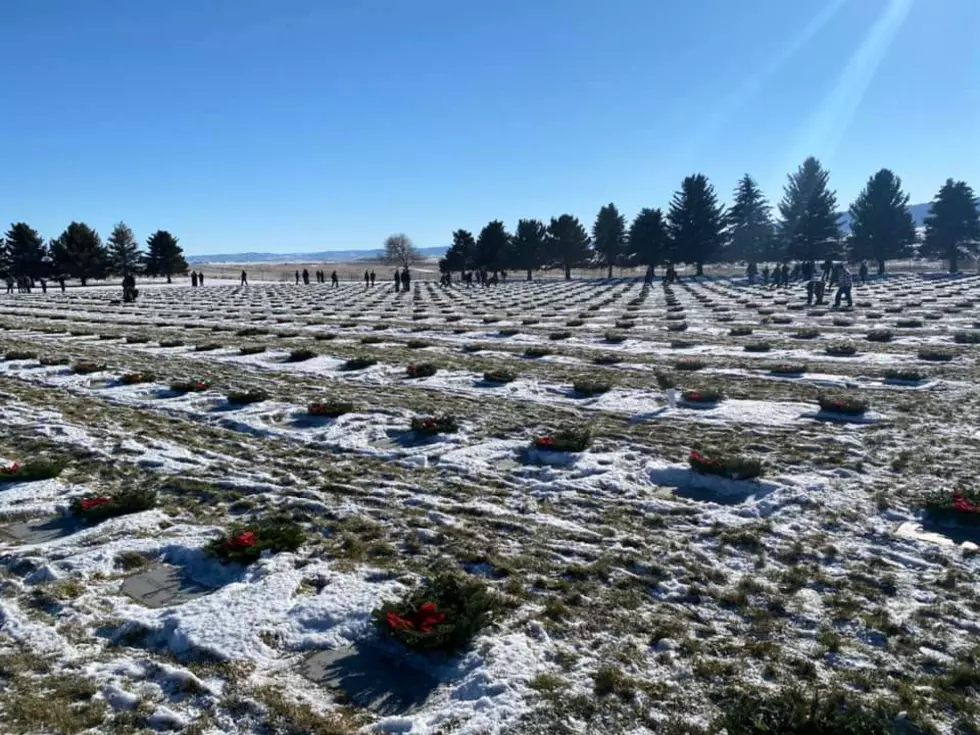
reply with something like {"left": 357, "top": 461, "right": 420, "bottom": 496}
{"left": 626, "top": 208, "right": 670, "bottom": 271}
{"left": 667, "top": 174, "right": 726, "bottom": 276}
{"left": 922, "top": 179, "right": 980, "bottom": 274}
{"left": 847, "top": 169, "right": 916, "bottom": 275}
{"left": 475, "top": 220, "right": 511, "bottom": 271}
{"left": 143, "top": 230, "right": 188, "bottom": 283}
{"left": 546, "top": 214, "right": 591, "bottom": 280}
{"left": 3, "top": 222, "right": 48, "bottom": 279}
{"left": 777, "top": 157, "right": 841, "bottom": 262}
{"left": 50, "top": 222, "right": 107, "bottom": 286}
{"left": 592, "top": 203, "right": 626, "bottom": 278}
{"left": 442, "top": 229, "right": 476, "bottom": 275}
{"left": 726, "top": 175, "right": 775, "bottom": 263}
{"left": 106, "top": 221, "right": 142, "bottom": 276}
{"left": 512, "top": 219, "right": 547, "bottom": 280}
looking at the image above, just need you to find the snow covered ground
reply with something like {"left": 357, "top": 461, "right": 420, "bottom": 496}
{"left": 0, "top": 273, "right": 978, "bottom": 734}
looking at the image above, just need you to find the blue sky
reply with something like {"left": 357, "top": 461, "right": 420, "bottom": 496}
{"left": 1, "top": 0, "right": 977, "bottom": 255}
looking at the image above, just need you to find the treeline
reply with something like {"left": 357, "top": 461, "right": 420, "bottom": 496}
{"left": 440, "top": 157, "right": 980, "bottom": 279}
{"left": 0, "top": 221, "right": 188, "bottom": 285}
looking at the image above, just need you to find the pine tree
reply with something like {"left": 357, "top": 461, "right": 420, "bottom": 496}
{"left": 442, "top": 229, "right": 476, "bottom": 275}
{"left": 922, "top": 179, "right": 980, "bottom": 274}
{"left": 3, "top": 222, "right": 48, "bottom": 279}
{"left": 546, "top": 214, "right": 591, "bottom": 280}
{"left": 847, "top": 169, "right": 916, "bottom": 275}
{"left": 106, "top": 222, "right": 142, "bottom": 276}
{"left": 50, "top": 222, "right": 107, "bottom": 286}
{"left": 143, "top": 230, "right": 188, "bottom": 283}
{"left": 475, "top": 220, "right": 511, "bottom": 271}
{"left": 512, "top": 219, "right": 547, "bottom": 280}
{"left": 592, "top": 203, "right": 626, "bottom": 278}
{"left": 726, "top": 175, "right": 775, "bottom": 263}
{"left": 667, "top": 174, "right": 726, "bottom": 276}
{"left": 626, "top": 208, "right": 670, "bottom": 271}
{"left": 777, "top": 157, "right": 841, "bottom": 262}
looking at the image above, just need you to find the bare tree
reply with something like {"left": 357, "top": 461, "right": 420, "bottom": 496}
{"left": 383, "top": 233, "right": 421, "bottom": 268}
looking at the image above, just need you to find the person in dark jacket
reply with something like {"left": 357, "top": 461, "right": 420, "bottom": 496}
{"left": 400, "top": 267, "right": 411, "bottom": 291}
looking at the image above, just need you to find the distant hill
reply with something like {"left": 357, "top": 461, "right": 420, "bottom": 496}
{"left": 188, "top": 204, "right": 932, "bottom": 262}
{"left": 838, "top": 202, "right": 930, "bottom": 233}
{"left": 187, "top": 245, "right": 447, "bottom": 264}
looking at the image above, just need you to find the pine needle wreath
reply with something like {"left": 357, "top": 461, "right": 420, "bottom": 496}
{"left": 342, "top": 356, "right": 377, "bottom": 371}
{"left": 70, "top": 487, "right": 157, "bottom": 522}
{"left": 817, "top": 395, "right": 868, "bottom": 416}
{"left": 226, "top": 388, "right": 270, "bottom": 405}
{"left": 372, "top": 573, "right": 496, "bottom": 654}
{"left": 688, "top": 450, "right": 763, "bottom": 480}
{"left": 71, "top": 362, "right": 106, "bottom": 375}
{"left": 572, "top": 378, "right": 612, "bottom": 396}
{"left": 307, "top": 399, "right": 354, "bottom": 417}
{"left": 483, "top": 369, "right": 517, "bottom": 384}
{"left": 411, "top": 415, "right": 459, "bottom": 435}
{"left": 169, "top": 379, "right": 212, "bottom": 393}
{"left": 0, "top": 459, "right": 66, "bottom": 483}
{"left": 406, "top": 363, "right": 438, "bottom": 379}
{"left": 205, "top": 516, "right": 307, "bottom": 565}
{"left": 119, "top": 372, "right": 155, "bottom": 385}
{"left": 681, "top": 388, "right": 724, "bottom": 404}
{"left": 922, "top": 488, "right": 980, "bottom": 527}
{"left": 534, "top": 427, "right": 591, "bottom": 452}
{"left": 4, "top": 350, "right": 37, "bottom": 361}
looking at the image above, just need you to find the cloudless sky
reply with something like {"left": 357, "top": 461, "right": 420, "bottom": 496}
{"left": 1, "top": 0, "right": 978, "bottom": 255}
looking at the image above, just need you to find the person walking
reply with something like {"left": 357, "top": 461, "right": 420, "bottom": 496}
{"left": 295, "top": 270, "right": 300, "bottom": 285}
{"left": 364, "top": 270, "right": 370, "bottom": 288}
{"left": 40, "top": 278, "right": 47, "bottom": 294}
{"left": 302, "top": 269, "right": 310, "bottom": 285}
{"left": 780, "top": 263, "right": 790, "bottom": 287}
{"left": 821, "top": 258, "right": 833, "bottom": 282}
{"left": 370, "top": 270, "right": 376, "bottom": 286}
{"left": 859, "top": 261, "right": 868, "bottom": 285}
{"left": 331, "top": 270, "right": 339, "bottom": 287}
{"left": 746, "top": 262, "right": 758, "bottom": 285}
{"left": 393, "top": 270, "right": 400, "bottom": 292}
{"left": 198, "top": 271, "right": 205, "bottom": 286}
{"left": 240, "top": 270, "right": 248, "bottom": 286}
{"left": 59, "top": 276, "right": 66, "bottom": 293}
{"left": 191, "top": 271, "right": 198, "bottom": 287}
{"left": 834, "top": 264, "right": 853, "bottom": 308}
{"left": 401, "top": 267, "right": 411, "bottom": 292}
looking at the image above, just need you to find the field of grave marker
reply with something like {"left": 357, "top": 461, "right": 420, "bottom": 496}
{"left": 0, "top": 273, "right": 979, "bottom": 735}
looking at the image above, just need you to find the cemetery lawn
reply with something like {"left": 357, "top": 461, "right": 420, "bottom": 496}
{"left": 0, "top": 274, "right": 979, "bottom": 734}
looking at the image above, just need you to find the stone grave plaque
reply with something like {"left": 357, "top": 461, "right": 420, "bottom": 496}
{"left": 0, "top": 516, "right": 79, "bottom": 544}
{"left": 122, "top": 563, "right": 214, "bottom": 608}
{"left": 302, "top": 644, "right": 439, "bottom": 715}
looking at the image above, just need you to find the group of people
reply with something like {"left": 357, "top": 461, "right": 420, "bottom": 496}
{"left": 458, "top": 269, "right": 504, "bottom": 287}
{"left": 745, "top": 258, "right": 865, "bottom": 308}
{"left": 294, "top": 269, "right": 341, "bottom": 286}
{"left": 4, "top": 275, "right": 68, "bottom": 294}
{"left": 393, "top": 267, "right": 412, "bottom": 292}
{"left": 189, "top": 271, "right": 206, "bottom": 287}
{"left": 363, "top": 270, "right": 377, "bottom": 287}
